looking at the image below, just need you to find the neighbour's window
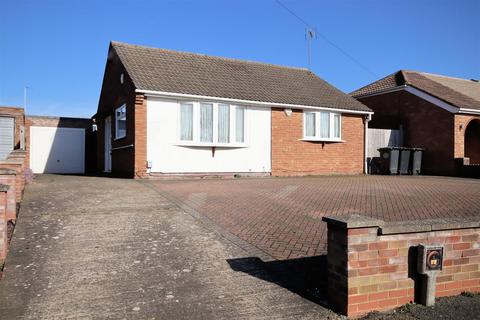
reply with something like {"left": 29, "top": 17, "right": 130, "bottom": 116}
{"left": 303, "top": 110, "right": 341, "bottom": 140}
{"left": 180, "top": 103, "right": 193, "bottom": 141}
{"left": 178, "top": 102, "right": 246, "bottom": 145}
{"left": 235, "top": 106, "right": 245, "bottom": 143}
{"left": 115, "top": 104, "right": 127, "bottom": 139}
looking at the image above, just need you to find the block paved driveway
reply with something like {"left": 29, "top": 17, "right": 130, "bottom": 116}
{"left": 151, "top": 175, "right": 480, "bottom": 260}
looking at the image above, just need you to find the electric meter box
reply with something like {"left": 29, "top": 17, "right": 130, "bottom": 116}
{"left": 418, "top": 244, "right": 443, "bottom": 275}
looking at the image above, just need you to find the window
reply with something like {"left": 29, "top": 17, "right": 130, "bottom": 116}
{"left": 115, "top": 104, "right": 126, "bottom": 139}
{"left": 305, "top": 112, "right": 316, "bottom": 137}
{"left": 178, "top": 102, "right": 246, "bottom": 146}
{"left": 180, "top": 103, "right": 193, "bottom": 141}
{"left": 235, "top": 106, "right": 245, "bottom": 143}
{"left": 333, "top": 114, "right": 341, "bottom": 138}
{"left": 303, "top": 111, "right": 341, "bottom": 141}
{"left": 218, "top": 104, "right": 230, "bottom": 143}
{"left": 200, "top": 103, "right": 213, "bottom": 142}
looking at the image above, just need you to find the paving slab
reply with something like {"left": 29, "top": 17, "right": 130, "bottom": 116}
{"left": 0, "top": 175, "right": 335, "bottom": 319}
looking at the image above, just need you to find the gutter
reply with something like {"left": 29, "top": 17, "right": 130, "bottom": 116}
{"left": 136, "top": 89, "right": 373, "bottom": 115}
{"left": 458, "top": 108, "right": 480, "bottom": 116}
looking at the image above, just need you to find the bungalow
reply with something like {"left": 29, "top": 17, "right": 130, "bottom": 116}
{"left": 352, "top": 70, "right": 480, "bottom": 176}
{"left": 94, "top": 41, "right": 372, "bottom": 178}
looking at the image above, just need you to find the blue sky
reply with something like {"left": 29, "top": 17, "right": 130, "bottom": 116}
{"left": 1, "top": 0, "right": 479, "bottom": 118}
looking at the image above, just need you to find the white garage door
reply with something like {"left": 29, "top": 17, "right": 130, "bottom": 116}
{"left": 30, "top": 126, "right": 85, "bottom": 174}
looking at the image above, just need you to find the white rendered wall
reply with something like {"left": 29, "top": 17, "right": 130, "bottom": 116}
{"left": 146, "top": 97, "right": 271, "bottom": 173}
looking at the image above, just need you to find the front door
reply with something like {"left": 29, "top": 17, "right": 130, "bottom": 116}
{"left": 104, "top": 116, "right": 112, "bottom": 172}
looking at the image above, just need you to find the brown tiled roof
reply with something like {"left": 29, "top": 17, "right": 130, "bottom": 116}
{"left": 351, "top": 70, "right": 480, "bottom": 110}
{"left": 111, "top": 41, "right": 371, "bottom": 112}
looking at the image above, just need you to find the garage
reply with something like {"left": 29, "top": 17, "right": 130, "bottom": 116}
{"left": 30, "top": 126, "right": 85, "bottom": 174}
{"left": 0, "top": 117, "right": 14, "bottom": 160}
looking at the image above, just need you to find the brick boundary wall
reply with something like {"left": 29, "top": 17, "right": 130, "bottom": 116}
{"left": 322, "top": 214, "right": 480, "bottom": 318}
{"left": 0, "top": 150, "right": 27, "bottom": 205}
{"left": 0, "top": 185, "right": 8, "bottom": 266}
{"left": 0, "top": 169, "right": 17, "bottom": 221}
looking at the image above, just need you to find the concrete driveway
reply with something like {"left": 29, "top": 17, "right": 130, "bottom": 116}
{"left": 0, "top": 175, "right": 334, "bottom": 319}
{"left": 151, "top": 175, "right": 480, "bottom": 260}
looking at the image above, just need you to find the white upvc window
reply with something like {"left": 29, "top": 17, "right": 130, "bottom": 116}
{"left": 303, "top": 110, "right": 342, "bottom": 141}
{"left": 179, "top": 103, "right": 193, "bottom": 141}
{"left": 178, "top": 101, "right": 246, "bottom": 146}
{"left": 235, "top": 106, "right": 245, "bottom": 143}
{"left": 115, "top": 104, "right": 127, "bottom": 139}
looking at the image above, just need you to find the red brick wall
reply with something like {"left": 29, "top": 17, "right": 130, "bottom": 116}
{"left": 0, "top": 164, "right": 22, "bottom": 209}
{"left": 358, "top": 91, "right": 455, "bottom": 175}
{"left": 94, "top": 45, "right": 138, "bottom": 178}
{"left": 324, "top": 216, "right": 480, "bottom": 317}
{"left": 0, "top": 106, "right": 25, "bottom": 150}
{"left": 271, "top": 108, "right": 365, "bottom": 176}
{"left": 0, "top": 190, "right": 7, "bottom": 265}
{"left": 454, "top": 114, "right": 480, "bottom": 163}
{"left": 134, "top": 94, "right": 147, "bottom": 178}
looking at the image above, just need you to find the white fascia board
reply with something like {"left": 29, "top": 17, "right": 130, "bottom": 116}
{"left": 136, "top": 89, "right": 373, "bottom": 115}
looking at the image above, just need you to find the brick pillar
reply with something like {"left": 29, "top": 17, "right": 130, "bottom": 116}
{"left": 323, "top": 214, "right": 384, "bottom": 317}
{"left": 5, "top": 151, "right": 27, "bottom": 202}
{"left": 134, "top": 94, "right": 147, "bottom": 178}
{"left": 0, "top": 185, "right": 8, "bottom": 265}
{"left": 0, "top": 169, "right": 17, "bottom": 221}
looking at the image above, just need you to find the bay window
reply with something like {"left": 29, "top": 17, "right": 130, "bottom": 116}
{"left": 179, "top": 102, "right": 246, "bottom": 145}
{"left": 303, "top": 110, "right": 342, "bottom": 141}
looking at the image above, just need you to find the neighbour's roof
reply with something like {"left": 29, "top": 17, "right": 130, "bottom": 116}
{"left": 110, "top": 41, "right": 371, "bottom": 112}
{"left": 351, "top": 70, "right": 480, "bottom": 110}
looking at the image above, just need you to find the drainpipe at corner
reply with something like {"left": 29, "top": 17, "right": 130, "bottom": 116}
{"left": 364, "top": 114, "right": 372, "bottom": 174}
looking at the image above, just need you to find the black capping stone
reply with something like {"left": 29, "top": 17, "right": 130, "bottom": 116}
{"left": 0, "top": 168, "right": 16, "bottom": 175}
{"left": 322, "top": 214, "right": 384, "bottom": 229}
{"left": 0, "top": 184, "right": 9, "bottom": 192}
{"left": 379, "top": 217, "right": 480, "bottom": 235}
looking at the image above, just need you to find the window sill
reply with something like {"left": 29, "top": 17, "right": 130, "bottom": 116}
{"left": 300, "top": 138, "right": 344, "bottom": 143}
{"left": 176, "top": 142, "right": 248, "bottom": 148}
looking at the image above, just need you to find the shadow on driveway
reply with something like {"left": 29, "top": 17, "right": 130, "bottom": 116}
{"left": 227, "top": 254, "right": 328, "bottom": 306}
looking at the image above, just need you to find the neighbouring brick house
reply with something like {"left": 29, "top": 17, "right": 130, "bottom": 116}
{"left": 94, "top": 41, "right": 372, "bottom": 178}
{"left": 352, "top": 70, "right": 480, "bottom": 176}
